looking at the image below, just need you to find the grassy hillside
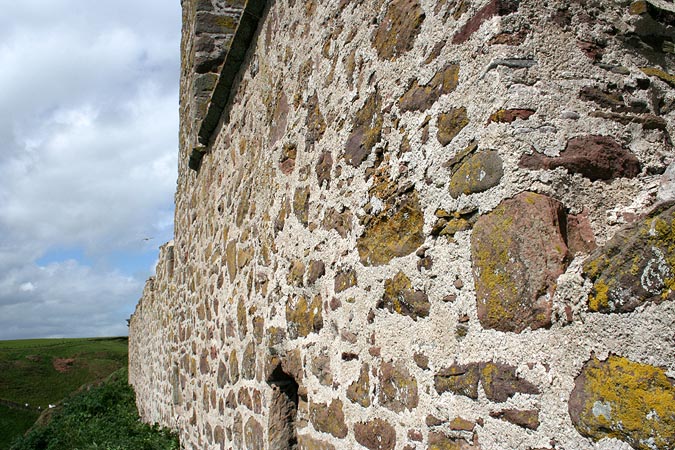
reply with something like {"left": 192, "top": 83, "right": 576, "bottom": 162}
{"left": 9, "top": 368, "right": 179, "bottom": 450}
{"left": 0, "top": 337, "right": 129, "bottom": 449}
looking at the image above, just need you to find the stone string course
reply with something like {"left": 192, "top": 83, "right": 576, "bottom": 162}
{"left": 129, "top": 0, "right": 675, "bottom": 449}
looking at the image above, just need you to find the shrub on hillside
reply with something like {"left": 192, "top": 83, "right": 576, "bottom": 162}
{"left": 10, "top": 368, "right": 179, "bottom": 450}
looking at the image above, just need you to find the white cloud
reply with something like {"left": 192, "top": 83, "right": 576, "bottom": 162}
{"left": 0, "top": 1, "right": 181, "bottom": 339}
{"left": 0, "top": 258, "right": 142, "bottom": 340}
{"left": 19, "top": 282, "right": 36, "bottom": 292}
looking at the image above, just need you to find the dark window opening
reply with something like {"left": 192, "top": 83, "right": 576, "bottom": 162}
{"left": 267, "top": 365, "right": 298, "bottom": 450}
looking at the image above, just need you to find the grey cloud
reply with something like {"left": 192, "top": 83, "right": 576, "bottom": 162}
{"left": 0, "top": 1, "right": 181, "bottom": 339}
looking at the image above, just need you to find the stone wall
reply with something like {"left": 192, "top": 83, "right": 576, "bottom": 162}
{"left": 129, "top": 0, "right": 675, "bottom": 449}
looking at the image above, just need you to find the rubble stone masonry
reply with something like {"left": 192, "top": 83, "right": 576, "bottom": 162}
{"left": 129, "top": 0, "right": 675, "bottom": 448}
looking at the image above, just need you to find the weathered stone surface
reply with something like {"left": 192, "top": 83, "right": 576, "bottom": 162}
{"left": 428, "top": 432, "right": 481, "bottom": 449}
{"left": 452, "top": 0, "right": 519, "bottom": 44}
{"left": 287, "top": 259, "right": 306, "bottom": 286}
{"left": 233, "top": 412, "right": 243, "bottom": 448}
{"left": 487, "top": 108, "right": 535, "bottom": 123}
{"left": 431, "top": 207, "right": 479, "bottom": 238}
{"left": 378, "top": 271, "right": 430, "bottom": 320}
{"left": 347, "top": 363, "right": 371, "bottom": 407}
{"left": 334, "top": 268, "right": 357, "bottom": 293}
{"left": 658, "top": 162, "right": 675, "bottom": 204}
{"left": 229, "top": 349, "right": 240, "bottom": 384}
{"left": 195, "top": 12, "right": 239, "bottom": 34}
{"left": 566, "top": 210, "right": 597, "bottom": 255}
{"left": 579, "top": 86, "right": 646, "bottom": 114}
{"left": 640, "top": 66, "right": 675, "bottom": 88}
{"left": 322, "top": 207, "right": 353, "bottom": 238}
{"left": 199, "top": 349, "right": 210, "bottom": 375}
{"left": 226, "top": 240, "right": 238, "bottom": 282}
{"left": 471, "top": 192, "right": 570, "bottom": 332}
{"left": 311, "top": 353, "right": 332, "bottom": 386}
{"left": 294, "top": 186, "right": 311, "bottom": 226}
{"left": 270, "top": 91, "right": 289, "bottom": 145}
{"left": 569, "top": 355, "right": 675, "bottom": 450}
{"left": 480, "top": 362, "right": 539, "bottom": 402}
{"left": 358, "top": 191, "right": 424, "bottom": 266}
{"left": 519, "top": 135, "right": 641, "bottom": 181}
{"left": 305, "top": 92, "right": 326, "bottom": 148}
{"left": 315, "top": 151, "right": 333, "bottom": 187}
{"left": 435, "top": 361, "right": 538, "bottom": 401}
{"left": 449, "top": 417, "right": 475, "bottom": 431}
{"left": 449, "top": 150, "right": 503, "bottom": 198}
{"left": 584, "top": 203, "right": 675, "bottom": 313}
{"left": 379, "top": 360, "right": 418, "bottom": 412}
{"left": 437, "top": 108, "right": 469, "bottom": 146}
{"left": 241, "top": 341, "right": 256, "bottom": 379}
{"left": 413, "top": 353, "right": 429, "bottom": 370}
{"left": 237, "top": 297, "right": 248, "bottom": 339}
{"left": 217, "top": 360, "right": 229, "bottom": 387}
{"left": 307, "top": 260, "right": 326, "bottom": 285}
{"left": 309, "top": 399, "right": 348, "bottom": 438}
{"left": 298, "top": 435, "right": 337, "bottom": 450}
{"left": 354, "top": 418, "right": 397, "bottom": 450}
{"left": 286, "top": 295, "right": 323, "bottom": 339}
{"left": 345, "top": 93, "right": 383, "bottom": 167}
{"left": 372, "top": 0, "right": 425, "bottom": 60}
{"left": 238, "top": 387, "right": 253, "bottom": 410}
{"left": 399, "top": 64, "right": 460, "bottom": 112}
{"left": 252, "top": 316, "right": 264, "bottom": 343}
{"left": 490, "top": 409, "right": 540, "bottom": 429}
{"left": 244, "top": 417, "right": 264, "bottom": 450}
{"left": 434, "top": 363, "right": 480, "bottom": 399}
{"left": 214, "top": 425, "right": 225, "bottom": 448}
{"left": 590, "top": 110, "right": 668, "bottom": 131}
{"left": 279, "top": 143, "right": 297, "bottom": 175}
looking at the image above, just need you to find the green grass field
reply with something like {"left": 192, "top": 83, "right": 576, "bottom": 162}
{"left": 0, "top": 337, "right": 129, "bottom": 449}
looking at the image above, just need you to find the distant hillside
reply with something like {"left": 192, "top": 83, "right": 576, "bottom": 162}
{"left": 0, "top": 337, "right": 129, "bottom": 449}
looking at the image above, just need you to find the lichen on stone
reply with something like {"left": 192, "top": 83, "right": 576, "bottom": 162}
{"left": 378, "top": 270, "right": 430, "bottom": 320}
{"left": 372, "top": 0, "right": 425, "bottom": 60}
{"left": 471, "top": 192, "right": 570, "bottom": 333}
{"left": 584, "top": 203, "right": 675, "bottom": 313}
{"left": 344, "top": 92, "right": 383, "bottom": 167}
{"left": 569, "top": 355, "right": 675, "bottom": 449}
{"left": 285, "top": 294, "right": 323, "bottom": 339}
{"left": 437, "top": 107, "right": 469, "bottom": 146}
{"left": 357, "top": 190, "right": 424, "bottom": 266}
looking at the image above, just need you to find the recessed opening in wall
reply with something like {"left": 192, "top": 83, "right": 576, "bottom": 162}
{"left": 267, "top": 365, "right": 299, "bottom": 450}
{"left": 171, "top": 362, "right": 182, "bottom": 406}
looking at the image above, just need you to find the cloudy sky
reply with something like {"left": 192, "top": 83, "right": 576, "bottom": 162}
{"left": 0, "top": 1, "right": 182, "bottom": 339}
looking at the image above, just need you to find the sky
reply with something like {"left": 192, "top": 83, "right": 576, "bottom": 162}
{"left": 0, "top": 1, "right": 182, "bottom": 340}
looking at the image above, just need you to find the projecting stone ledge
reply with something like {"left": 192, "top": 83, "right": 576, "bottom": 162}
{"left": 197, "top": 0, "right": 268, "bottom": 147}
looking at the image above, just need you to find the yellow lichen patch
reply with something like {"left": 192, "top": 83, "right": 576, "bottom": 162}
{"left": 629, "top": 1, "right": 648, "bottom": 15}
{"left": 583, "top": 206, "right": 675, "bottom": 313}
{"left": 372, "top": 0, "right": 425, "bottom": 61}
{"left": 286, "top": 294, "right": 323, "bottom": 339}
{"left": 357, "top": 191, "right": 424, "bottom": 266}
{"left": 471, "top": 192, "right": 568, "bottom": 332}
{"left": 380, "top": 270, "right": 430, "bottom": 320}
{"left": 640, "top": 67, "right": 675, "bottom": 88}
{"left": 569, "top": 355, "right": 675, "bottom": 449}
{"left": 588, "top": 279, "right": 609, "bottom": 312}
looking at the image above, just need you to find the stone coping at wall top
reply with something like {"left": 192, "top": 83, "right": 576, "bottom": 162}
{"left": 197, "top": 0, "right": 268, "bottom": 149}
